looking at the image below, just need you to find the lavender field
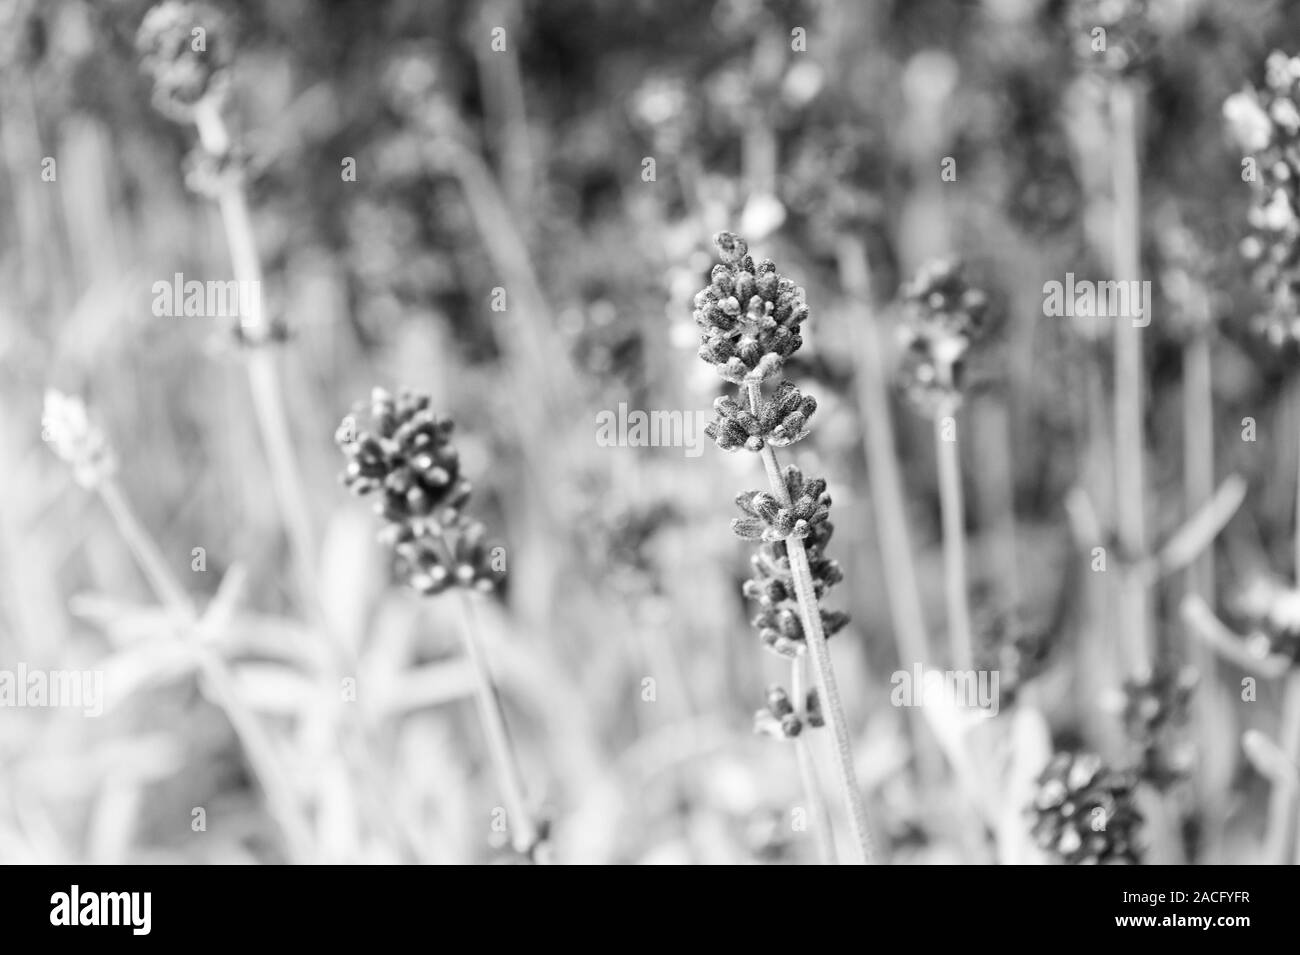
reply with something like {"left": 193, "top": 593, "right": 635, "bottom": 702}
{"left": 2, "top": 0, "right": 1300, "bottom": 867}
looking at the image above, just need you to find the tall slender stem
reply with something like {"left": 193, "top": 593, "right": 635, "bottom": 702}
{"left": 1111, "top": 81, "right": 1151, "bottom": 676}
{"left": 473, "top": 0, "right": 533, "bottom": 216}
{"left": 747, "top": 383, "right": 875, "bottom": 864}
{"left": 934, "top": 406, "right": 973, "bottom": 671}
{"left": 1295, "top": 392, "right": 1300, "bottom": 587}
{"left": 1184, "top": 328, "right": 1216, "bottom": 608}
{"left": 1081, "top": 352, "right": 1124, "bottom": 755}
{"left": 1184, "top": 320, "right": 1225, "bottom": 858}
{"left": 784, "top": 531, "right": 875, "bottom": 864}
{"left": 456, "top": 591, "right": 546, "bottom": 862}
{"left": 791, "top": 655, "right": 837, "bottom": 865}
{"left": 1271, "top": 408, "right": 1300, "bottom": 863}
{"left": 191, "top": 99, "right": 321, "bottom": 628}
{"left": 837, "top": 239, "right": 942, "bottom": 784}
{"left": 834, "top": 238, "right": 936, "bottom": 735}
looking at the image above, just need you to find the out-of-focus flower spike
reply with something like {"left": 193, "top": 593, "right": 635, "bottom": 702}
{"left": 136, "top": 1, "right": 231, "bottom": 118}
{"left": 42, "top": 390, "right": 117, "bottom": 489}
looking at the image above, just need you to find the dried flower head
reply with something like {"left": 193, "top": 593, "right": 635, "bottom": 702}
{"left": 897, "top": 259, "right": 988, "bottom": 416}
{"left": 137, "top": 1, "right": 230, "bottom": 117}
{"left": 749, "top": 602, "right": 850, "bottom": 659}
{"left": 693, "top": 232, "right": 810, "bottom": 385}
{"left": 1031, "top": 752, "right": 1142, "bottom": 864}
{"left": 743, "top": 518, "right": 848, "bottom": 659}
{"left": 783, "top": 123, "right": 885, "bottom": 250}
{"left": 0, "top": 0, "right": 46, "bottom": 75}
{"left": 692, "top": 232, "right": 873, "bottom": 859}
{"left": 1156, "top": 221, "right": 1219, "bottom": 340}
{"left": 383, "top": 513, "right": 504, "bottom": 596}
{"left": 1226, "top": 52, "right": 1300, "bottom": 346}
{"left": 803, "top": 687, "right": 824, "bottom": 728}
{"left": 973, "top": 607, "right": 1055, "bottom": 706}
{"left": 730, "top": 466, "right": 830, "bottom": 543}
{"left": 336, "top": 388, "right": 471, "bottom": 527}
{"left": 1233, "top": 574, "right": 1300, "bottom": 665}
{"left": 42, "top": 390, "right": 117, "bottom": 488}
{"left": 753, "top": 684, "right": 802, "bottom": 740}
{"left": 706, "top": 380, "right": 816, "bottom": 452}
{"left": 337, "top": 387, "right": 504, "bottom": 595}
{"left": 1122, "top": 665, "right": 1197, "bottom": 789}
{"left": 1066, "top": 0, "right": 1155, "bottom": 76}
{"left": 694, "top": 234, "right": 850, "bottom": 668}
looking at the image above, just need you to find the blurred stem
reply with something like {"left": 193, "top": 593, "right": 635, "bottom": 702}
{"left": 97, "top": 479, "right": 195, "bottom": 619}
{"left": 784, "top": 526, "right": 875, "bottom": 865}
{"left": 1183, "top": 328, "right": 1215, "bottom": 607}
{"left": 835, "top": 237, "right": 940, "bottom": 783}
{"left": 436, "top": 138, "right": 568, "bottom": 634}
{"left": 191, "top": 98, "right": 321, "bottom": 628}
{"left": 976, "top": 399, "right": 1023, "bottom": 613}
{"left": 1295, "top": 386, "right": 1300, "bottom": 585}
{"left": 1110, "top": 81, "right": 1151, "bottom": 675}
{"left": 473, "top": 0, "right": 533, "bottom": 216}
{"left": 834, "top": 239, "right": 933, "bottom": 674}
{"left": 1272, "top": 390, "right": 1300, "bottom": 863}
{"left": 791, "top": 654, "right": 837, "bottom": 865}
{"left": 631, "top": 606, "right": 694, "bottom": 725}
{"left": 747, "top": 383, "right": 876, "bottom": 864}
{"left": 95, "top": 476, "right": 312, "bottom": 861}
{"left": 1183, "top": 597, "right": 1300, "bottom": 861}
{"left": 439, "top": 142, "right": 564, "bottom": 415}
{"left": 1264, "top": 673, "right": 1300, "bottom": 864}
{"left": 1080, "top": 353, "right": 1124, "bottom": 757}
{"left": 2, "top": 77, "right": 70, "bottom": 315}
{"left": 1184, "top": 321, "right": 1225, "bottom": 858}
{"left": 455, "top": 591, "right": 547, "bottom": 862}
{"left": 193, "top": 652, "right": 315, "bottom": 862}
{"left": 742, "top": 29, "right": 783, "bottom": 198}
{"left": 934, "top": 406, "right": 973, "bottom": 671}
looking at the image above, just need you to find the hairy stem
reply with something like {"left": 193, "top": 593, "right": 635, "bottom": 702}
{"left": 784, "top": 531, "right": 875, "bottom": 864}
{"left": 748, "top": 383, "right": 875, "bottom": 864}
{"left": 791, "top": 654, "right": 837, "bottom": 865}
{"left": 456, "top": 591, "right": 546, "bottom": 862}
{"left": 934, "top": 407, "right": 973, "bottom": 671}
